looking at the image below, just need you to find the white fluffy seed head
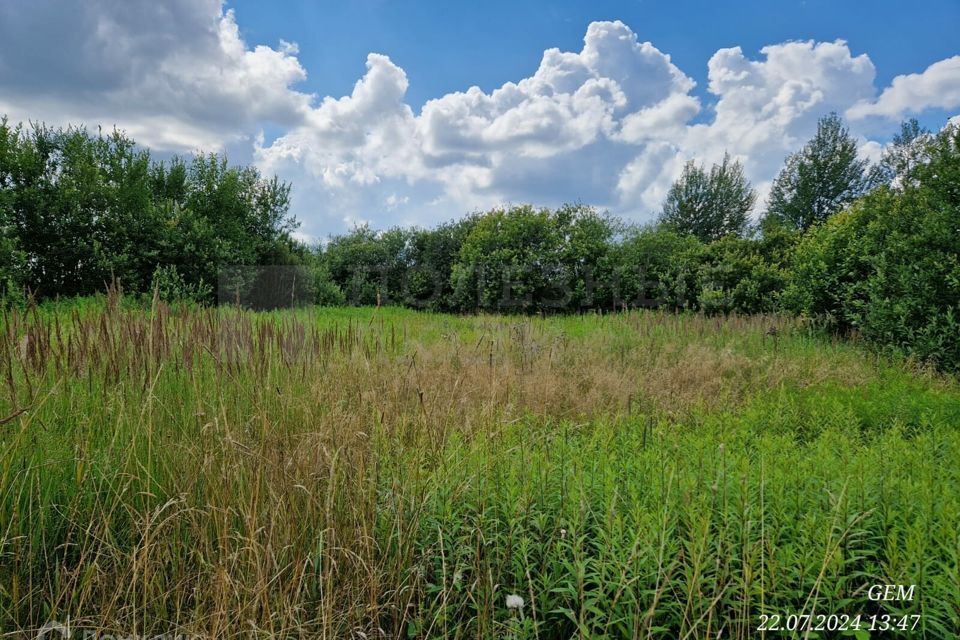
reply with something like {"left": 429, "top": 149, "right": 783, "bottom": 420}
{"left": 505, "top": 594, "right": 524, "bottom": 610}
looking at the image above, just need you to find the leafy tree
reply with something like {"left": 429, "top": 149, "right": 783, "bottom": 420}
{"left": 659, "top": 153, "right": 755, "bottom": 242}
{"left": 165, "top": 153, "right": 297, "bottom": 297}
{"left": 0, "top": 119, "right": 26, "bottom": 301}
{"left": 785, "top": 123, "right": 960, "bottom": 370}
{"left": 0, "top": 123, "right": 153, "bottom": 297}
{"left": 0, "top": 118, "right": 300, "bottom": 302}
{"left": 611, "top": 227, "right": 704, "bottom": 310}
{"left": 405, "top": 216, "right": 479, "bottom": 310}
{"left": 451, "top": 205, "right": 567, "bottom": 312}
{"left": 320, "top": 225, "right": 411, "bottom": 306}
{"left": 556, "top": 203, "right": 621, "bottom": 310}
{"left": 697, "top": 234, "right": 795, "bottom": 315}
{"left": 765, "top": 113, "right": 872, "bottom": 231}
{"left": 877, "top": 118, "right": 933, "bottom": 189}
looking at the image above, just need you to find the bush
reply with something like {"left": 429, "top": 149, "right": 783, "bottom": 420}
{"left": 785, "top": 124, "right": 960, "bottom": 371}
{"left": 611, "top": 228, "right": 704, "bottom": 309}
{"left": 697, "top": 231, "right": 795, "bottom": 315}
{"left": 311, "top": 262, "right": 346, "bottom": 306}
{"left": 150, "top": 265, "right": 212, "bottom": 305}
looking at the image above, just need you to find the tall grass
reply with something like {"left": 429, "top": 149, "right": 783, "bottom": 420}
{"left": 1, "top": 291, "right": 958, "bottom": 638}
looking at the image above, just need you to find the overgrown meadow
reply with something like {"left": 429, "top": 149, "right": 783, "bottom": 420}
{"left": 1, "top": 292, "right": 958, "bottom": 638}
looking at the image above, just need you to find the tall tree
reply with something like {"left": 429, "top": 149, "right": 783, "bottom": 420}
{"left": 0, "top": 120, "right": 25, "bottom": 301}
{"left": 0, "top": 118, "right": 299, "bottom": 301}
{"left": 659, "top": 153, "right": 755, "bottom": 242}
{"left": 877, "top": 118, "right": 932, "bottom": 189}
{"left": 450, "top": 205, "right": 568, "bottom": 312}
{"left": 765, "top": 113, "right": 871, "bottom": 231}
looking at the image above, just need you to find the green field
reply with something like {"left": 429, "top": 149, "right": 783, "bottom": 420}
{"left": 1, "top": 298, "right": 959, "bottom": 638}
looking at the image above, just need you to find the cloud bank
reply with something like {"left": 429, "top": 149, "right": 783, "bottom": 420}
{"left": 1, "top": 1, "right": 958, "bottom": 240}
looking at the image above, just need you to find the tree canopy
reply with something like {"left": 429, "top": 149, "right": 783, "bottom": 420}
{"left": 659, "top": 153, "right": 755, "bottom": 242}
{"left": 765, "top": 113, "right": 872, "bottom": 231}
{"left": 0, "top": 118, "right": 302, "bottom": 302}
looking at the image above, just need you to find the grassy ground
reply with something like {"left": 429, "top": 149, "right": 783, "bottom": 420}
{"left": 1, "top": 295, "right": 958, "bottom": 638}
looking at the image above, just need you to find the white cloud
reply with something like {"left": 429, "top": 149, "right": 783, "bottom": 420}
{"left": 0, "top": 0, "right": 310, "bottom": 151}
{"left": 678, "top": 40, "right": 879, "bottom": 214}
{"left": 257, "top": 20, "right": 701, "bottom": 235}
{"left": 256, "top": 31, "right": 899, "bottom": 233}
{"left": 848, "top": 56, "right": 960, "bottom": 120}
{"left": 616, "top": 142, "right": 688, "bottom": 212}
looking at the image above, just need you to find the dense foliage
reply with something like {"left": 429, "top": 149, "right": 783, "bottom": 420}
{"left": 659, "top": 153, "right": 755, "bottom": 242}
{"left": 785, "top": 123, "right": 960, "bottom": 370}
{"left": 0, "top": 118, "right": 304, "bottom": 303}
{"left": 2, "top": 114, "right": 958, "bottom": 370}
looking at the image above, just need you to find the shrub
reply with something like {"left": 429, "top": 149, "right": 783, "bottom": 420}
{"left": 611, "top": 227, "right": 704, "bottom": 309}
{"left": 150, "top": 264, "right": 212, "bottom": 305}
{"left": 311, "top": 262, "right": 346, "bottom": 306}
{"left": 785, "top": 124, "right": 960, "bottom": 370}
{"left": 697, "top": 232, "right": 795, "bottom": 315}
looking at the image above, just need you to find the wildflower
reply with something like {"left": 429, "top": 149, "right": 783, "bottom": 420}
{"left": 505, "top": 594, "right": 524, "bottom": 610}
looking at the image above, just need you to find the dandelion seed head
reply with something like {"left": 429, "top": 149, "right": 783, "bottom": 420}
{"left": 506, "top": 594, "right": 524, "bottom": 610}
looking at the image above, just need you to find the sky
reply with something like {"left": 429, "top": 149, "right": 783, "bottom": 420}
{"left": 1, "top": 0, "right": 958, "bottom": 243}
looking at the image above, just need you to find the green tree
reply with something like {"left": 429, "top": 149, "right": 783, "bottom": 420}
{"left": 696, "top": 233, "right": 795, "bottom": 315}
{"left": 784, "top": 123, "right": 960, "bottom": 370}
{"left": 765, "top": 113, "right": 872, "bottom": 231}
{"left": 0, "top": 118, "right": 299, "bottom": 302}
{"left": 555, "top": 203, "right": 621, "bottom": 310}
{"left": 166, "top": 153, "right": 297, "bottom": 298}
{"left": 659, "top": 153, "right": 755, "bottom": 242}
{"left": 0, "top": 122, "right": 154, "bottom": 297}
{"left": 404, "top": 216, "right": 479, "bottom": 310}
{"left": 0, "top": 119, "right": 26, "bottom": 301}
{"left": 450, "top": 205, "right": 566, "bottom": 312}
{"left": 611, "top": 227, "right": 704, "bottom": 310}
{"left": 320, "top": 225, "right": 411, "bottom": 306}
{"left": 877, "top": 118, "right": 933, "bottom": 189}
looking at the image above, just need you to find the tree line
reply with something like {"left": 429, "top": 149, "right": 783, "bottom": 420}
{"left": 0, "top": 118, "right": 306, "bottom": 303}
{"left": 1, "top": 114, "right": 958, "bottom": 370}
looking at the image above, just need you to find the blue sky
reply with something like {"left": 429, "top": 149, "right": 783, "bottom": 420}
{"left": 230, "top": 0, "right": 959, "bottom": 121}
{"left": 1, "top": 0, "right": 958, "bottom": 241}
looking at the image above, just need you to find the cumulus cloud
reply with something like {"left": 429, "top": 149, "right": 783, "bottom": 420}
{"left": 256, "top": 29, "right": 917, "bottom": 235}
{"left": 847, "top": 56, "right": 960, "bottom": 120}
{"left": 680, "top": 40, "right": 878, "bottom": 205}
{"left": 256, "top": 28, "right": 932, "bottom": 235}
{"left": 257, "top": 20, "right": 702, "bottom": 234}
{"left": 0, "top": 0, "right": 310, "bottom": 151}
{"left": 2, "top": 6, "right": 957, "bottom": 236}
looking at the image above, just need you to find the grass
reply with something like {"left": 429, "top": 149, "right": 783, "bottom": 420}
{"left": 1, "top": 292, "right": 958, "bottom": 638}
